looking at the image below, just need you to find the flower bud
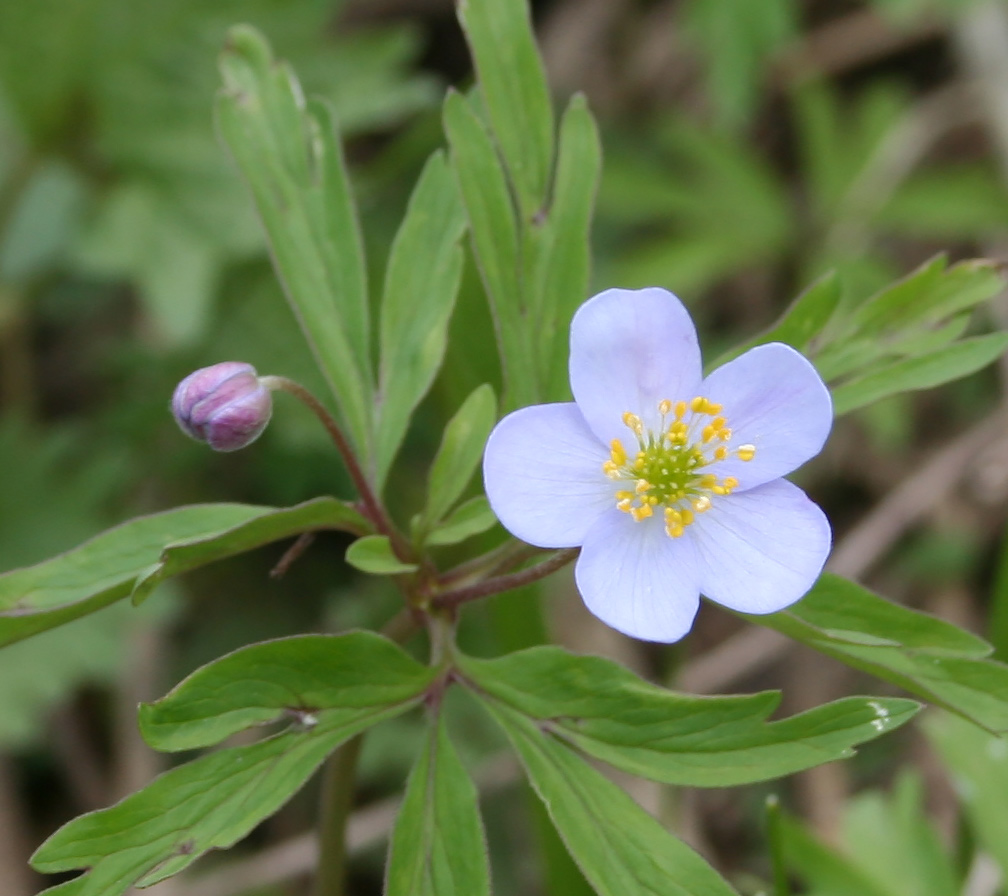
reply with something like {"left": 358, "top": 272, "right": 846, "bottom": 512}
{"left": 171, "top": 362, "right": 272, "bottom": 452}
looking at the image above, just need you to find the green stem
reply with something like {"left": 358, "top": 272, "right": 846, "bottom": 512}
{"left": 312, "top": 735, "right": 364, "bottom": 896}
{"left": 765, "top": 794, "right": 791, "bottom": 896}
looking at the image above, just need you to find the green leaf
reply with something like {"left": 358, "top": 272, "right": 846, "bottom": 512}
{"left": 385, "top": 713, "right": 491, "bottom": 896}
{"left": 831, "top": 331, "right": 1008, "bottom": 415}
{"left": 443, "top": 89, "right": 534, "bottom": 410}
{"left": 924, "top": 711, "right": 1008, "bottom": 875}
{"left": 0, "top": 503, "right": 292, "bottom": 646}
{"left": 419, "top": 384, "right": 496, "bottom": 533}
{"left": 32, "top": 719, "right": 402, "bottom": 894}
{"left": 484, "top": 701, "right": 740, "bottom": 896}
{"left": 345, "top": 535, "right": 418, "bottom": 575}
{"left": 457, "top": 0, "right": 554, "bottom": 216}
{"left": 426, "top": 496, "right": 498, "bottom": 548}
{"left": 140, "top": 632, "right": 433, "bottom": 751}
{"left": 533, "top": 94, "right": 602, "bottom": 402}
{"left": 216, "top": 25, "right": 372, "bottom": 457}
{"left": 459, "top": 646, "right": 917, "bottom": 786}
{"left": 748, "top": 574, "right": 1008, "bottom": 732}
{"left": 131, "top": 497, "right": 369, "bottom": 605}
{"left": 375, "top": 151, "right": 467, "bottom": 486}
{"left": 714, "top": 270, "right": 842, "bottom": 369}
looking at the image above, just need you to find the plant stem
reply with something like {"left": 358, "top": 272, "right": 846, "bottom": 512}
{"left": 312, "top": 735, "right": 364, "bottom": 896}
{"left": 437, "top": 540, "right": 543, "bottom": 587}
{"left": 430, "top": 548, "right": 579, "bottom": 609}
{"left": 261, "top": 376, "right": 411, "bottom": 561}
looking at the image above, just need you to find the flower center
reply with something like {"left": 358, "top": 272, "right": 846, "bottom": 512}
{"left": 601, "top": 397, "right": 756, "bottom": 538}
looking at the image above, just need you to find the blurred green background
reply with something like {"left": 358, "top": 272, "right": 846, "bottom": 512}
{"left": 3, "top": 1, "right": 1008, "bottom": 894}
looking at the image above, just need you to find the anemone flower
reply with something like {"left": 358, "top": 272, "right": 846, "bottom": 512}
{"left": 482, "top": 287, "right": 833, "bottom": 642}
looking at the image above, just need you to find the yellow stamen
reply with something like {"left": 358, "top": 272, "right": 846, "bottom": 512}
{"left": 714, "top": 445, "right": 728, "bottom": 461}
{"left": 706, "top": 402, "right": 722, "bottom": 414}
{"left": 680, "top": 508, "right": 694, "bottom": 525}
{"left": 692, "top": 495, "right": 712, "bottom": 513}
{"left": 658, "top": 399, "right": 672, "bottom": 416}
{"left": 690, "top": 396, "right": 706, "bottom": 413}
{"left": 630, "top": 504, "right": 653, "bottom": 522}
{"left": 617, "top": 497, "right": 634, "bottom": 512}
{"left": 674, "top": 400, "right": 686, "bottom": 419}
{"left": 737, "top": 444, "right": 756, "bottom": 461}
{"left": 723, "top": 476, "right": 739, "bottom": 490}
{"left": 610, "top": 439, "right": 627, "bottom": 465}
{"left": 622, "top": 412, "right": 643, "bottom": 435}
{"left": 635, "top": 479, "right": 651, "bottom": 494}
{"left": 602, "top": 460, "right": 620, "bottom": 479}
{"left": 718, "top": 428, "right": 732, "bottom": 441}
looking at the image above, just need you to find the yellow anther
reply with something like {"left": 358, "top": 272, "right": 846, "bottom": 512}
{"left": 616, "top": 490, "right": 634, "bottom": 501}
{"left": 666, "top": 523, "right": 684, "bottom": 538}
{"left": 711, "top": 485, "right": 727, "bottom": 496}
{"left": 723, "top": 476, "right": 739, "bottom": 490}
{"left": 711, "top": 416, "right": 726, "bottom": 431}
{"left": 617, "top": 497, "right": 634, "bottom": 512}
{"left": 701, "top": 424, "right": 716, "bottom": 443}
{"left": 658, "top": 399, "right": 672, "bottom": 416}
{"left": 610, "top": 439, "right": 627, "bottom": 465}
{"left": 737, "top": 444, "right": 756, "bottom": 461}
{"left": 718, "top": 428, "right": 732, "bottom": 441}
{"left": 630, "top": 504, "right": 653, "bottom": 522}
{"left": 680, "top": 508, "right": 694, "bottom": 526}
{"left": 674, "top": 400, "right": 686, "bottom": 419}
{"left": 690, "top": 396, "right": 706, "bottom": 413}
{"left": 664, "top": 506, "right": 681, "bottom": 522}
{"left": 622, "top": 412, "right": 643, "bottom": 435}
{"left": 714, "top": 446, "right": 728, "bottom": 461}
{"left": 635, "top": 479, "right": 651, "bottom": 494}
{"left": 647, "top": 495, "right": 659, "bottom": 505}
{"left": 692, "top": 495, "right": 712, "bottom": 513}
{"left": 706, "top": 402, "right": 722, "bottom": 414}
{"left": 633, "top": 457, "right": 645, "bottom": 471}
{"left": 699, "top": 474, "right": 717, "bottom": 488}
{"left": 602, "top": 460, "right": 620, "bottom": 479}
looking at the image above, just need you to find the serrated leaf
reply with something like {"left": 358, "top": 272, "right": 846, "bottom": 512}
{"left": 484, "top": 701, "right": 740, "bottom": 896}
{"left": 459, "top": 646, "right": 917, "bottom": 786}
{"left": 420, "top": 384, "right": 496, "bottom": 533}
{"left": 0, "top": 503, "right": 289, "bottom": 646}
{"left": 345, "top": 535, "right": 418, "bottom": 575}
{"left": 831, "top": 331, "right": 1008, "bottom": 415}
{"left": 532, "top": 94, "right": 601, "bottom": 402}
{"left": 131, "top": 497, "right": 369, "bottom": 605}
{"left": 385, "top": 713, "right": 490, "bottom": 896}
{"left": 457, "top": 0, "right": 554, "bottom": 216}
{"left": 140, "top": 632, "right": 434, "bottom": 751}
{"left": 748, "top": 574, "right": 1008, "bottom": 732}
{"left": 443, "top": 89, "right": 536, "bottom": 410}
{"left": 375, "top": 151, "right": 466, "bottom": 486}
{"left": 216, "top": 25, "right": 372, "bottom": 457}
{"left": 426, "top": 496, "right": 498, "bottom": 547}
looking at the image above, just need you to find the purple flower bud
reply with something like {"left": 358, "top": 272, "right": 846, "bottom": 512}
{"left": 171, "top": 362, "right": 273, "bottom": 452}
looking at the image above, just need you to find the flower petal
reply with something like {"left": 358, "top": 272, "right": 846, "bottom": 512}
{"left": 483, "top": 403, "right": 613, "bottom": 548}
{"left": 689, "top": 479, "right": 831, "bottom": 615}
{"left": 569, "top": 288, "right": 703, "bottom": 447}
{"left": 575, "top": 510, "right": 702, "bottom": 642}
{"left": 701, "top": 343, "right": 832, "bottom": 489}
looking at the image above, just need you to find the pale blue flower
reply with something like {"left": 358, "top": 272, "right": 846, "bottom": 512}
{"left": 483, "top": 287, "right": 833, "bottom": 642}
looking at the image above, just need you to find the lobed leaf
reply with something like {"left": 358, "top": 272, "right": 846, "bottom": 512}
{"left": 425, "top": 496, "right": 498, "bottom": 548}
{"left": 375, "top": 151, "right": 467, "bottom": 487}
{"left": 459, "top": 646, "right": 917, "bottom": 786}
{"left": 531, "top": 94, "right": 602, "bottom": 402}
{"left": 748, "top": 574, "right": 1008, "bottom": 732}
{"left": 830, "top": 331, "right": 1008, "bottom": 415}
{"left": 140, "top": 632, "right": 435, "bottom": 751}
{"left": 131, "top": 497, "right": 368, "bottom": 605}
{"left": 0, "top": 502, "right": 327, "bottom": 646}
{"left": 457, "top": 0, "right": 554, "bottom": 217}
{"left": 345, "top": 535, "right": 419, "bottom": 575}
{"left": 385, "top": 713, "right": 491, "bottom": 896}
{"left": 485, "top": 701, "right": 741, "bottom": 896}
{"left": 418, "top": 383, "right": 496, "bottom": 534}
{"left": 216, "top": 25, "right": 373, "bottom": 456}
{"left": 442, "top": 89, "right": 536, "bottom": 410}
